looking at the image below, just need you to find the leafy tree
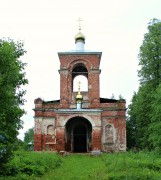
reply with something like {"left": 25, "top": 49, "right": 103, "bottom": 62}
{"left": 126, "top": 92, "right": 138, "bottom": 149}
{"left": 0, "top": 38, "right": 28, "bottom": 171}
{"left": 127, "top": 18, "right": 161, "bottom": 150}
{"left": 138, "top": 18, "right": 161, "bottom": 87}
{"left": 24, "top": 127, "right": 34, "bottom": 150}
{"left": 148, "top": 84, "right": 161, "bottom": 152}
{"left": 127, "top": 86, "right": 152, "bottom": 149}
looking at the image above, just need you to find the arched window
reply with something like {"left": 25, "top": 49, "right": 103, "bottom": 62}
{"left": 72, "top": 63, "right": 88, "bottom": 92}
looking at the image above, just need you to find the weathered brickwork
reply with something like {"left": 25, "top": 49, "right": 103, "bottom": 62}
{"left": 34, "top": 51, "right": 126, "bottom": 152}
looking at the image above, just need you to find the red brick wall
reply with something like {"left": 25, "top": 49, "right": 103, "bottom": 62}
{"left": 59, "top": 54, "right": 101, "bottom": 108}
{"left": 92, "top": 128, "right": 102, "bottom": 150}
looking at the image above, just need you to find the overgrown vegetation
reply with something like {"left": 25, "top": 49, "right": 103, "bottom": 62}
{"left": 103, "top": 151, "right": 161, "bottom": 179}
{"left": 0, "top": 39, "right": 28, "bottom": 170}
{"left": 127, "top": 18, "right": 161, "bottom": 151}
{"left": 0, "top": 151, "right": 62, "bottom": 179}
{"left": 1, "top": 151, "right": 161, "bottom": 179}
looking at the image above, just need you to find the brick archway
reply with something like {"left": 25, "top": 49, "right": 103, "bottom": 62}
{"left": 65, "top": 116, "right": 92, "bottom": 152}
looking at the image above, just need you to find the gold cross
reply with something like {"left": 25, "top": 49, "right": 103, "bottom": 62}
{"left": 77, "top": 18, "right": 83, "bottom": 31}
{"left": 78, "top": 81, "right": 81, "bottom": 92}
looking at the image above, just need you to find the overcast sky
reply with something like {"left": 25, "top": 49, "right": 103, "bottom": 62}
{"left": 1, "top": 0, "right": 161, "bottom": 140}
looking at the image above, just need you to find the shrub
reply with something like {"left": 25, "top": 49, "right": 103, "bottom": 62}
{"left": 2, "top": 151, "right": 62, "bottom": 177}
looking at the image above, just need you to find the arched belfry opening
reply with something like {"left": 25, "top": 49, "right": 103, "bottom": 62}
{"left": 65, "top": 117, "right": 92, "bottom": 152}
{"left": 72, "top": 63, "right": 88, "bottom": 92}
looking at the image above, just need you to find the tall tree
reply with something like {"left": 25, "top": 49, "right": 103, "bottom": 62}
{"left": 0, "top": 39, "right": 28, "bottom": 170}
{"left": 149, "top": 84, "right": 161, "bottom": 152}
{"left": 138, "top": 18, "right": 161, "bottom": 87}
{"left": 127, "top": 85, "right": 152, "bottom": 149}
{"left": 126, "top": 92, "right": 138, "bottom": 149}
{"left": 127, "top": 18, "right": 161, "bottom": 150}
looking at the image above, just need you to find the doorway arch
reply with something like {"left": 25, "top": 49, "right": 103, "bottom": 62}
{"left": 65, "top": 117, "right": 92, "bottom": 152}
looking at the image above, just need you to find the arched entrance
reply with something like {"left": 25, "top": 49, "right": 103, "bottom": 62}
{"left": 65, "top": 117, "right": 92, "bottom": 152}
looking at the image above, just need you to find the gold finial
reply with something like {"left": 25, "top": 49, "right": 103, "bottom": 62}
{"left": 76, "top": 81, "right": 83, "bottom": 102}
{"left": 77, "top": 18, "right": 83, "bottom": 32}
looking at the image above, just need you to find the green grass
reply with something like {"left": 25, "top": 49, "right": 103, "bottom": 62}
{"left": 102, "top": 151, "right": 161, "bottom": 179}
{"left": 40, "top": 152, "right": 161, "bottom": 180}
{"left": 40, "top": 154, "right": 107, "bottom": 180}
{"left": 1, "top": 151, "right": 161, "bottom": 180}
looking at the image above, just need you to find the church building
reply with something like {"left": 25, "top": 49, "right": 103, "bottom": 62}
{"left": 34, "top": 24, "right": 126, "bottom": 153}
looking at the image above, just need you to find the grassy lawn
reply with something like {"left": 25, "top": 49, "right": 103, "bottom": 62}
{"left": 1, "top": 151, "right": 161, "bottom": 180}
{"left": 40, "top": 154, "right": 107, "bottom": 180}
{"left": 40, "top": 152, "right": 161, "bottom": 180}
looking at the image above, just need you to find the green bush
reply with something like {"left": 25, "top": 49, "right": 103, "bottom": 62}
{"left": 1, "top": 151, "right": 62, "bottom": 178}
{"left": 0, "top": 144, "right": 13, "bottom": 174}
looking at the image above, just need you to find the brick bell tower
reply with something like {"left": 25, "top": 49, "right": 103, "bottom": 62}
{"left": 34, "top": 21, "right": 126, "bottom": 153}
{"left": 59, "top": 29, "right": 101, "bottom": 109}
